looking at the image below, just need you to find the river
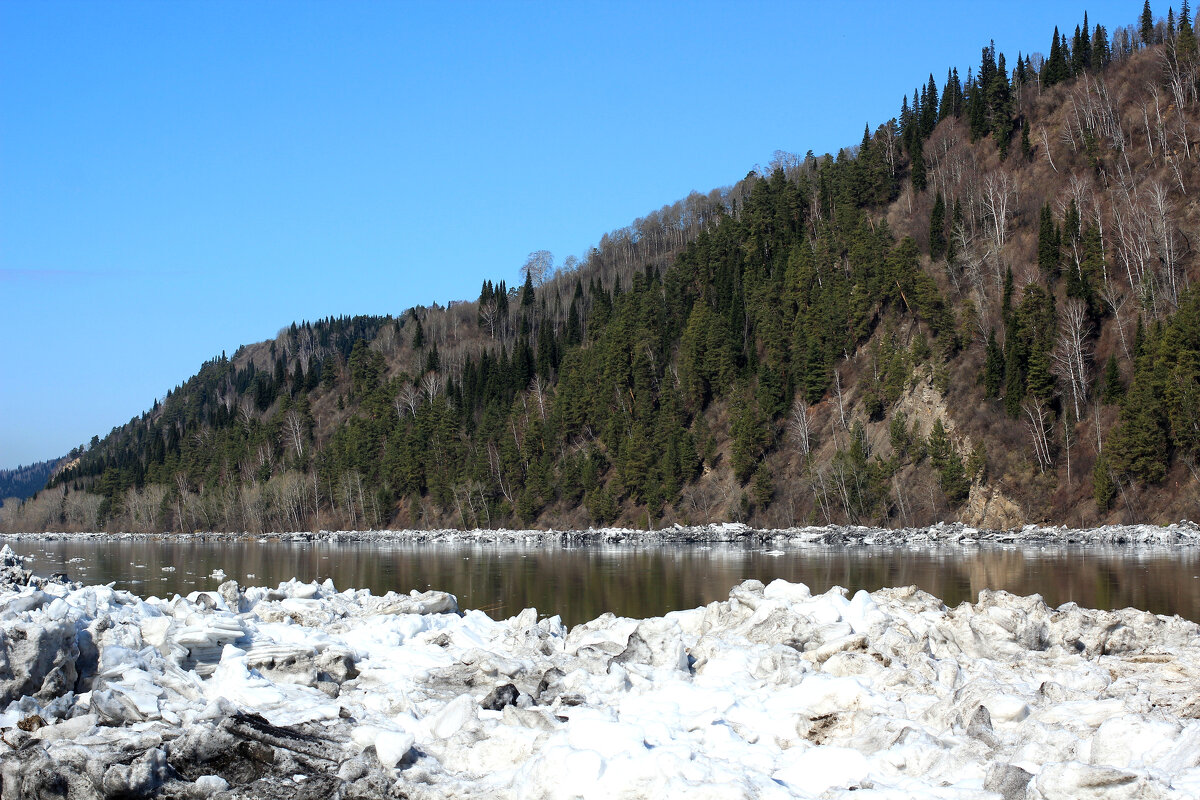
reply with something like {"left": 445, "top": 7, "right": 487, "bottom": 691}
{"left": 7, "top": 536, "right": 1200, "bottom": 626}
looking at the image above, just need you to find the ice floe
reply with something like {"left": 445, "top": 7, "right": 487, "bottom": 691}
{"left": 2, "top": 520, "right": 1200, "bottom": 548}
{"left": 2, "top": 543, "right": 1200, "bottom": 798}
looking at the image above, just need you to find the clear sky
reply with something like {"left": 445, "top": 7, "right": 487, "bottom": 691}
{"left": 1, "top": 0, "right": 1138, "bottom": 469}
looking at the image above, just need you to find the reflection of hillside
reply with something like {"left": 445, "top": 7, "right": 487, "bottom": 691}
{"left": 964, "top": 549, "right": 1030, "bottom": 601}
{"left": 8, "top": 540, "right": 1200, "bottom": 626}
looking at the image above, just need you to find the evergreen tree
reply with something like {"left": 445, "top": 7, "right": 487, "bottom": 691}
{"left": 1093, "top": 455, "right": 1116, "bottom": 511}
{"left": 1110, "top": 349, "right": 1170, "bottom": 484}
{"left": 1179, "top": 0, "right": 1198, "bottom": 62}
{"left": 1075, "top": 23, "right": 1094, "bottom": 74}
{"left": 1142, "top": 0, "right": 1155, "bottom": 46}
{"left": 927, "top": 418, "right": 969, "bottom": 502}
{"left": 920, "top": 74, "right": 939, "bottom": 137}
{"left": 1037, "top": 202, "right": 1061, "bottom": 280}
{"left": 984, "top": 330, "right": 1005, "bottom": 397}
{"left": 424, "top": 342, "right": 440, "bottom": 374}
{"left": 929, "top": 192, "right": 947, "bottom": 260}
{"left": 910, "top": 136, "right": 927, "bottom": 192}
{"left": 1043, "top": 27, "right": 1070, "bottom": 86}
{"left": 966, "top": 70, "right": 988, "bottom": 140}
{"left": 988, "top": 51, "right": 1014, "bottom": 157}
{"left": 939, "top": 68, "right": 963, "bottom": 120}
{"left": 1101, "top": 354, "right": 1125, "bottom": 402}
{"left": 1091, "top": 24, "right": 1111, "bottom": 68}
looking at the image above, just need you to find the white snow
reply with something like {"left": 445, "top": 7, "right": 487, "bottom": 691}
{"left": 2, "top": 548, "right": 1200, "bottom": 798}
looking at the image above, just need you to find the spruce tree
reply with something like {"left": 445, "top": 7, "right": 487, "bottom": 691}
{"left": 1038, "top": 203, "right": 1060, "bottom": 281}
{"left": 984, "top": 330, "right": 1005, "bottom": 397}
{"left": 910, "top": 137, "right": 927, "bottom": 192}
{"left": 988, "top": 52, "right": 1013, "bottom": 157}
{"left": 1179, "top": 0, "right": 1198, "bottom": 62}
{"left": 1093, "top": 456, "right": 1116, "bottom": 511}
{"left": 1092, "top": 24, "right": 1110, "bottom": 68}
{"left": 1142, "top": 0, "right": 1155, "bottom": 46}
{"left": 1101, "top": 354, "right": 1125, "bottom": 402}
{"left": 1043, "top": 28, "right": 1070, "bottom": 86}
{"left": 940, "top": 69, "right": 957, "bottom": 120}
{"left": 929, "top": 192, "right": 947, "bottom": 260}
{"left": 920, "top": 74, "right": 939, "bottom": 137}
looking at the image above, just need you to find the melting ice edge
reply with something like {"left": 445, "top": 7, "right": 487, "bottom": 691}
{"left": 2, "top": 530, "right": 1200, "bottom": 799}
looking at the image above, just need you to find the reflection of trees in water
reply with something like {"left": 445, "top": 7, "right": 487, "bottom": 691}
{"left": 10, "top": 540, "right": 1200, "bottom": 627}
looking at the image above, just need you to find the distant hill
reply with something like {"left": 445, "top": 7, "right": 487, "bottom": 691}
{"left": 0, "top": 458, "right": 65, "bottom": 505}
{"left": 8, "top": 4, "right": 1200, "bottom": 533}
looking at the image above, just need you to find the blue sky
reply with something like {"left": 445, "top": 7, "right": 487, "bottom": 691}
{"left": 2, "top": 0, "right": 1137, "bottom": 469}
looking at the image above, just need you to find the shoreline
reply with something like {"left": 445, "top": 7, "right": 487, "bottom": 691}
{"left": 3, "top": 519, "right": 1200, "bottom": 546}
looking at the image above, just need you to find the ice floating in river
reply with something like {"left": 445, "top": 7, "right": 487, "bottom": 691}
{"left": 2, "top": 545, "right": 1200, "bottom": 798}
{"left": 209, "top": 568, "right": 226, "bottom": 580}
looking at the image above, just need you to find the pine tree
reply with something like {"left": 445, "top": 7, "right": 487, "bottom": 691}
{"left": 966, "top": 70, "right": 988, "bottom": 140}
{"left": 899, "top": 95, "right": 912, "bottom": 147}
{"left": 1072, "top": 15, "right": 1094, "bottom": 72}
{"left": 1142, "top": 0, "right": 1155, "bottom": 47}
{"left": 910, "top": 136, "right": 927, "bottom": 192}
{"left": 1038, "top": 203, "right": 1060, "bottom": 280}
{"left": 929, "top": 192, "right": 947, "bottom": 260}
{"left": 927, "top": 418, "right": 969, "bottom": 502}
{"left": 984, "top": 330, "right": 1005, "bottom": 397}
{"left": 1110, "top": 349, "right": 1170, "bottom": 484}
{"left": 920, "top": 74, "right": 939, "bottom": 137}
{"left": 1101, "top": 354, "right": 1125, "bottom": 402}
{"left": 1093, "top": 455, "right": 1116, "bottom": 511}
{"left": 1043, "top": 28, "right": 1070, "bottom": 86}
{"left": 946, "top": 199, "right": 963, "bottom": 263}
{"left": 1092, "top": 24, "right": 1111, "bottom": 68}
{"left": 1179, "top": 0, "right": 1198, "bottom": 62}
{"left": 989, "top": 51, "right": 1013, "bottom": 157}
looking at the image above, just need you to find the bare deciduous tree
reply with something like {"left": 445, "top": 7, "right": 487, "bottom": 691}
{"left": 1023, "top": 399, "right": 1054, "bottom": 473}
{"left": 981, "top": 171, "right": 1016, "bottom": 254}
{"left": 521, "top": 250, "right": 554, "bottom": 288}
{"left": 395, "top": 384, "right": 422, "bottom": 419}
{"left": 1051, "top": 298, "right": 1093, "bottom": 420}
{"left": 283, "top": 409, "right": 305, "bottom": 458}
{"left": 478, "top": 299, "right": 500, "bottom": 339}
{"left": 530, "top": 376, "right": 549, "bottom": 421}
{"left": 421, "top": 372, "right": 444, "bottom": 402}
{"left": 788, "top": 397, "right": 813, "bottom": 457}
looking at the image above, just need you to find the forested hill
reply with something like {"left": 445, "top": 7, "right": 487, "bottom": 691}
{"left": 0, "top": 458, "right": 67, "bottom": 507}
{"left": 6, "top": 3, "right": 1200, "bottom": 533}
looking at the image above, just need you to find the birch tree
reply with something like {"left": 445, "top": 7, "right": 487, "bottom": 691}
{"left": 1051, "top": 298, "right": 1093, "bottom": 420}
{"left": 788, "top": 397, "right": 814, "bottom": 457}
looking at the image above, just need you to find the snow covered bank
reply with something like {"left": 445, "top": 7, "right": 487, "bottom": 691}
{"left": 5, "top": 519, "right": 1200, "bottom": 547}
{"left": 3, "top": 544, "right": 1200, "bottom": 799}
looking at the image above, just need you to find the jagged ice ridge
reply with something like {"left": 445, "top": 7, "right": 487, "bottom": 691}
{"left": 2, "top": 542, "right": 1200, "bottom": 798}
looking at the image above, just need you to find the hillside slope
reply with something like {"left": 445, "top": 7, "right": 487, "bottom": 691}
{"left": 7, "top": 6, "right": 1200, "bottom": 533}
{"left": 0, "top": 457, "right": 66, "bottom": 506}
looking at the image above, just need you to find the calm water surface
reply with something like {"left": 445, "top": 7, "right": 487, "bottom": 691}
{"left": 8, "top": 538, "right": 1200, "bottom": 626}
